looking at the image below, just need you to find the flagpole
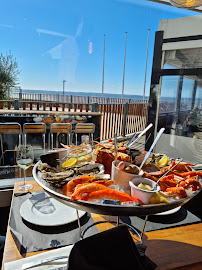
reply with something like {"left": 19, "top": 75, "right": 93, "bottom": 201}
{"left": 102, "top": 34, "right": 106, "bottom": 104}
{"left": 143, "top": 29, "right": 150, "bottom": 101}
{"left": 122, "top": 32, "right": 127, "bottom": 101}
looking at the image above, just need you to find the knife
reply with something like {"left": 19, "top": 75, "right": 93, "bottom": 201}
{"left": 22, "top": 255, "right": 69, "bottom": 270}
{"left": 139, "top": 127, "right": 165, "bottom": 171}
{"left": 127, "top": 123, "right": 153, "bottom": 148}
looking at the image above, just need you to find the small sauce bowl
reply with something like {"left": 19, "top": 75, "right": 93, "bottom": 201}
{"left": 111, "top": 161, "right": 143, "bottom": 195}
{"left": 129, "top": 177, "right": 160, "bottom": 204}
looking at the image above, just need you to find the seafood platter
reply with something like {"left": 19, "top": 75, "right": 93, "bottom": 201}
{"left": 33, "top": 140, "right": 202, "bottom": 216}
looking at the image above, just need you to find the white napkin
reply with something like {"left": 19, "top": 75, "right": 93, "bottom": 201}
{"left": 4, "top": 245, "right": 73, "bottom": 270}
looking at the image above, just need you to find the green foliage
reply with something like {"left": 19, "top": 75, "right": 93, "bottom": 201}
{"left": 0, "top": 52, "right": 20, "bottom": 99}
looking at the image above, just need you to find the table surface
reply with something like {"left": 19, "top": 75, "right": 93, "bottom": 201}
{"left": 2, "top": 180, "right": 202, "bottom": 270}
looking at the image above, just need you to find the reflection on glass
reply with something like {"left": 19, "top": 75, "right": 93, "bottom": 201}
{"left": 156, "top": 75, "right": 202, "bottom": 164}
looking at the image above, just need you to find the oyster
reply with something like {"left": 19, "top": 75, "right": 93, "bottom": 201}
{"left": 42, "top": 170, "right": 74, "bottom": 181}
{"left": 73, "top": 162, "right": 90, "bottom": 171}
{"left": 93, "top": 174, "right": 110, "bottom": 180}
{"left": 78, "top": 163, "right": 104, "bottom": 175}
{"left": 124, "top": 164, "right": 139, "bottom": 175}
{"left": 38, "top": 163, "right": 58, "bottom": 173}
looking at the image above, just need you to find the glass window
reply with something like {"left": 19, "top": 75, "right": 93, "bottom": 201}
{"left": 156, "top": 75, "right": 202, "bottom": 163}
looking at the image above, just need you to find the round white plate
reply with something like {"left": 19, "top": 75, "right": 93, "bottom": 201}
{"left": 154, "top": 206, "right": 181, "bottom": 216}
{"left": 20, "top": 195, "right": 86, "bottom": 226}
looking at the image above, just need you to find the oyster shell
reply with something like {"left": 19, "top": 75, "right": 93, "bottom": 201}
{"left": 42, "top": 170, "right": 74, "bottom": 181}
{"left": 78, "top": 163, "right": 104, "bottom": 175}
{"left": 38, "top": 163, "right": 58, "bottom": 173}
{"left": 93, "top": 174, "right": 110, "bottom": 180}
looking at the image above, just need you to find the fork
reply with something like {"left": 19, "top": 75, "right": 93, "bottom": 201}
{"left": 22, "top": 256, "right": 69, "bottom": 269}
{"left": 50, "top": 267, "right": 67, "bottom": 270}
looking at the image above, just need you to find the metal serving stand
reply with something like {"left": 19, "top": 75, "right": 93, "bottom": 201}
{"left": 32, "top": 161, "right": 201, "bottom": 241}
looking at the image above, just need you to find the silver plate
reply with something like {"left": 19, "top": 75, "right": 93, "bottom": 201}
{"left": 33, "top": 161, "right": 201, "bottom": 217}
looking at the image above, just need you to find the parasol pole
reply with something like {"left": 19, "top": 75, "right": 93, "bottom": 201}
{"left": 143, "top": 29, "right": 150, "bottom": 101}
{"left": 102, "top": 34, "right": 106, "bottom": 104}
{"left": 122, "top": 32, "right": 128, "bottom": 101}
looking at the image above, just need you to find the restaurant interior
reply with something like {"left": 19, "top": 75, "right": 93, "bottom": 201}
{"left": 0, "top": 1, "right": 202, "bottom": 270}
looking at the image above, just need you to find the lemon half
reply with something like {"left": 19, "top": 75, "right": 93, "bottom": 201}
{"left": 62, "top": 158, "right": 77, "bottom": 169}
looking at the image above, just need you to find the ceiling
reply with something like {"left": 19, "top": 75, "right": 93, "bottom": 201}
{"left": 164, "top": 48, "right": 202, "bottom": 87}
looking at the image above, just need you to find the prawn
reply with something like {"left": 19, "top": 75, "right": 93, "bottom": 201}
{"left": 71, "top": 183, "right": 110, "bottom": 200}
{"left": 81, "top": 189, "right": 142, "bottom": 204}
{"left": 62, "top": 175, "right": 95, "bottom": 197}
{"left": 169, "top": 161, "right": 194, "bottom": 172}
{"left": 160, "top": 187, "right": 187, "bottom": 199}
{"left": 178, "top": 177, "right": 201, "bottom": 191}
{"left": 173, "top": 171, "right": 202, "bottom": 178}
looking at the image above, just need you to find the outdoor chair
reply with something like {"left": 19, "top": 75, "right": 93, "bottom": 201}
{"left": 0, "top": 123, "right": 22, "bottom": 165}
{"left": 23, "top": 123, "right": 46, "bottom": 154}
{"left": 50, "top": 123, "right": 72, "bottom": 149}
{"left": 75, "top": 123, "right": 95, "bottom": 145}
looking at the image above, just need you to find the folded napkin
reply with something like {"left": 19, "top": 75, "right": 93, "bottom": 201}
{"left": 67, "top": 225, "right": 157, "bottom": 270}
{"left": 4, "top": 245, "right": 73, "bottom": 270}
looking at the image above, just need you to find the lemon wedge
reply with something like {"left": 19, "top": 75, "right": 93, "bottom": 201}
{"left": 156, "top": 155, "right": 169, "bottom": 167}
{"left": 150, "top": 192, "right": 168, "bottom": 204}
{"left": 62, "top": 158, "right": 77, "bottom": 169}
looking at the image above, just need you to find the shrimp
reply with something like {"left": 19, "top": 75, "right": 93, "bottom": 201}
{"left": 158, "top": 175, "right": 177, "bottom": 191}
{"left": 81, "top": 189, "right": 142, "bottom": 204}
{"left": 160, "top": 187, "right": 187, "bottom": 199}
{"left": 62, "top": 175, "right": 95, "bottom": 197}
{"left": 143, "top": 171, "right": 158, "bottom": 182}
{"left": 173, "top": 171, "right": 202, "bottom": 178}
{"left": 71, "top": 183, "right": 110, "bottom": 200}
{"left": 160, "top": 175, "right": 178, "bottom": 185}
{"left": 178, "top": 177, "right": 201, "bottom": 191}
{"left": 169, "top": 161, "right": 194, "bottom": 172}
{"left": 92, "top": 180, "right": 115, "bottom": 186}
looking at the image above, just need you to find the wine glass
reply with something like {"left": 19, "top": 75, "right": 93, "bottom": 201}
{"left": 16, "top": 145, "right": 34, "bottom": 191}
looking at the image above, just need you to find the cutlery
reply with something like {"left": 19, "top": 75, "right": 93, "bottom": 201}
{"left": 151, "top": 158, "right": 183, "bottom": 191}
{"left": 22, "top": 255, "right": 69, "bottom": 270}
{"left": 50, "top": 266, "right": 67, "bottom": 270}
{"left": 127, "top": 123, "right": 153, "bottom": 148}
{"left": 127, "top": 133, "right": 138, "bottom": 147}
{"left": 139, "top": 127, "right": 165, "bottom": 172}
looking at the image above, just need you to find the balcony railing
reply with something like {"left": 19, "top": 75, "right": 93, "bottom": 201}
{"left": 0, "top": 99, "right": 148, "bottom": 141}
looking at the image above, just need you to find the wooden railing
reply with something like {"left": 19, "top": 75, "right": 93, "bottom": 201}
{"left": 98, "top": 103, "right": 148, "bottom": 140}
{"left": 0, "top": 100, "right": 149, "bottom": 141}
{"left": 11, "top": 92, "right": 146, "bottom": 105}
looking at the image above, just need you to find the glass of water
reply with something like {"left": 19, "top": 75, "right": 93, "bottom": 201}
{"left": 16, "top": 145, "right": 34, "bottom": 191}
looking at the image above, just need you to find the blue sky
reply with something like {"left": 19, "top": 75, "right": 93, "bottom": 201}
{"left": 0, "top": 0, "right": 197, "bottom": 96}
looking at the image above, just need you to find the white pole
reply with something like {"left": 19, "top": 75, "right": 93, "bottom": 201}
{"left": 102, "top": 34, "right": 106, "bottom": 104}
{"left": 63, "top": 80, "right": 66, "bottom": 95}
{"left": 122, "top": 32, "right": 127, "bottom": 101}
{"left": 143, "top": 29, "right": 150, "bottom": 101}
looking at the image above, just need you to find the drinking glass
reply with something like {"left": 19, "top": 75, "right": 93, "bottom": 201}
{"left": 16, "top": 145, "right": 34, "bottom": 191}
{"left": 81, "top": 135, "right": 89, "bottom": 144}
